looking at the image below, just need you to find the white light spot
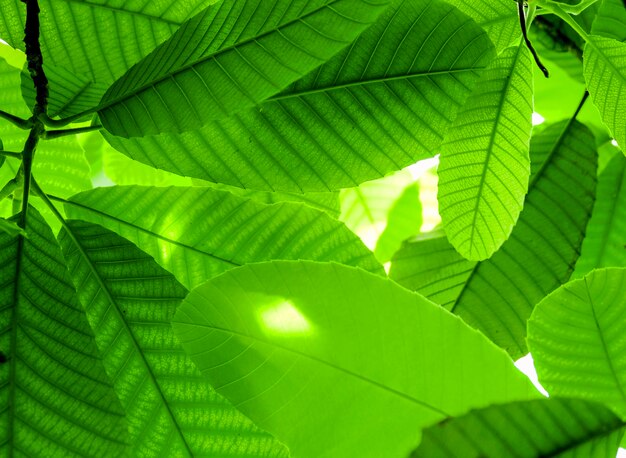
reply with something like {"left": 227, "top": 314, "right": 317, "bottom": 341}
{"left": 612, "top": 139, "right": 619, "bottom": 147}
{"left": 616, "top": 448, "right": 626, "bottom": 458}
{"left": 515, "top": 353, "right": 549, "bottom": 397}
{"left": 384, "top": 262, "right": 391, "bottom": 274}
{"left": 532, "top": 112, "right": 545, "bottom": 126}
{"left": 260, "top": 301, "right": 311, "bottom": 335}
{"left": 407, "top": 156, "right": 439, "bottom": 181}
{"left": 0, "top": 38, "right": 8, "bottom": 45}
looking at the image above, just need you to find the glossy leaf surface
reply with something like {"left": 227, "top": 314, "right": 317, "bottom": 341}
{"left": 173, "top": 261, "right": 538, "bottom": 458}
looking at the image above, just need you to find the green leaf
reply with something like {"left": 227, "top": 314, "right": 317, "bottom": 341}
{"left": 442, "top": 0, "right": 520, "bottom": 51}
{"left": 0, "top": 0, "right": 215, "bottom": 82}
{"left": 374, "top": 182, "right": 423, "bottom": 263}
{"left": 102, "top": 147, "right": 341, "bottom": 217}
{"left": 102, "top": 0, "right": 495, "bottom": 191}
{"left": 98, "top": 0, "right": 391, "bottom": 138}
{"left": 438, "top": 43, "right": 533, "bottom": 261}
{"left": 21, "top": 63, "right": 108, "bottom": 120}
{"left": 340, "top": 170, "right": 415, "bottom": 251}
{"left": 172, "top": 261, "right": 539, "bottom": 458}
{"left": 0, "top": 209, "right": 127, "bottom": 456}
{"left": 58, "top": 220, "right": 288, "bottom": 457}
{"left": 528, "top": 268, "right": 626, "bottom": 418}
{"left": 411, "top": 398, "right": 624, "bottom": 458}
{"left": 390, "top": 120, "right": 597, "bottom": 357}
{"left": 592, "top": 0, "right": 626, "bottom": 43}
{"left": 62, "top": 186, "right": 383, "bottom": 289}
{"left": 574, "top": 153, "right": 626, "bottom": 277}
{"left": 583, "top": 36, "right": 626, "bottom": 151}
{"left": 0, "top": 217, "right": 25, "bottom": 237}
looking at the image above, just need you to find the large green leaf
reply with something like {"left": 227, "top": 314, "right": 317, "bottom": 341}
{"left": 574, "top": 153, "right": 626, "bottom": 277}
{"left": 103, "top": 0, "right": 495, "bottom": 191}
{"left": 411, "top": 398, "right": 624, "bottom": 458}
{"left": 442, "top": 0, "right": 520, "bottom": 51}
{"left": 58, "top": 220, "right": 288, "bottom": 457}
{"left": 172, "top": 261, "right": 538, "bottom": 458}
{"left": 438, "top": 43, "right": 533, "bottom": 261}
{"left": 592, "top": 0, "right": 626, "bottom": 43}
{"left": 390, "top": 120, "right": 597, "bottom": 357}
{"left": 583, "top": 36, "right": 626, "bottom": 151}
{"left": 0, "top": 0, "right": 214, "bottom": 82}
{"left": 60, "top": 186, "right": 382, "bottom": 289}
{"left": 528, "top": 268, "right": 626, "bottom": 418}
{"left": 97, "top": 0, "right": 391, "bottom": 138}
{"left": 0, "top": 209, "right": 127, "bottom": 456}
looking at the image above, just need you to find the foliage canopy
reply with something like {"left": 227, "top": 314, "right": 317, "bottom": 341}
{"left": 0, "top": 0, "right": 625, "bottom": 456}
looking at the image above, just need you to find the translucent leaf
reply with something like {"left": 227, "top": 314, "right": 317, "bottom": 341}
{"left": 0, "top": 216, "right": 24, "bottom": 237}
{"left": 412, "top": 398, "right": 624, "bottom": 458}
{"left": 528, "top": 268, "right": 626, "bottom": 419}
{"left": 574, "top": 153, "right": 626, "bottom": 277}
{"left": 102, "top": 0, "right": 495, "bottom": 191}
{"left": 173, "top": 261, "right": 539, "bottom": 458}
{"left": 443, "top": 0, "right": 520, "bottom": 51}
{"left": 592, "top": 0, "right": 626, "bottom": 43}
{"left": 59, "top": 220, "right": 287, "bottom": 457}
{"left": 21, "top": 63, "right": 108, "bottom": 120}
{"left": 583, "top": 36, "right": 626, "bottom": 151}
{"left": 62, "top": 186, "right": 383, "bottom": 289}
{"left": 98, "top": 0, "right": 391, "bottom": 137}
{"left": 438, "top": 43, "right": 533, "bottom": 261}
{"left": 390, "top": 120, "right": 597, "bottom": 357}
{"left": 0, "top": 0, "right": 215, "bottom": 82}
{"left": 0, "top": 209, "right": 127, "bottom": 456}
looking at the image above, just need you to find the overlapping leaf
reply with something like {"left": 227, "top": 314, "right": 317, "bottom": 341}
{"left": 61, "top": 186, "right": 382, "bottom": 289}
{"left": 528, "top": 268, "right": 626, "bottom": 418}
{"left": 442, "top": 0, "right": 520, "bottom": 51}
{"left": 574, "top": 153, "right": 626, "bottom": 277}
{"left": 0, "top": 0, "right": 214, "bottom": 82}
{"left": 97, "top": 0, "right": 391, "bottom": 137}
{"left": 103, "top": 0, "right": 496, "bottom": 191}
{"left": 583, "top": 36, "right": 626, "bottom": 152}
{"left": 0, "top": 209, "right": 127, "bottom": 456}
{"left": 592, "top": 0, "right": 626, "bottom": 42}
{"left": 412, "top": 398, "right": 624, "bottom": 457}
{"left": 390, "top": 120, "right": 597, "bottom": 357}
{"left": 438, "top": 43, "right": 533, "bottom": 261}
{"left": 21, "top": 63, "right": 108, "bottom": 120}
{"left": 58, "top": 220, "right": 288, "bottom": 457}
{"left": 173, "top": 261, "right": 538, "bottom": 458}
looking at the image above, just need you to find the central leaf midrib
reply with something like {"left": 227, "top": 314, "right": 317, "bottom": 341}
{"left": 177, "top": 319, "right": 451, "bottom": 418}
{"left": 62, "top": 222, "right": 194, "bottom": 456}
{"left": 55, "top": 196, "right": 237, "bottom": 267}
{"left": 98, "top": 0, "right": 345, "bottom": 111}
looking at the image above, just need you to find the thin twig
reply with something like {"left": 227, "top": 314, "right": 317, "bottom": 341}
{"left": 518, "top": 1, "right": 550, "bottom": 78}
{"left": 0, "top": 109, "right": 32, "bottom": 129}
{"left": 0, "top": 150, "right": 23, "bottom": 159}
{"left": 43, "top": 124, "right": 103, "bottom": 140}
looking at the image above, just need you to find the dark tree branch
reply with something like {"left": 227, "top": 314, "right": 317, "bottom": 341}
{"left": 22, "top": 0, "right": 48, "bottom": 116}
{"left": 518, "top": 1, "right": 550, "bottom": 78}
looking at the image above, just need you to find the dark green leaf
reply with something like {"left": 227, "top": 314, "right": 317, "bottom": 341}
{"left": 102, "top": 0, "right": 495, "bottom": 190}
{"left": 0, "top": 209, "right": 127, "bottom": 456}
{"left": 98, "top": 0, "right": 391, "bottom": 137}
